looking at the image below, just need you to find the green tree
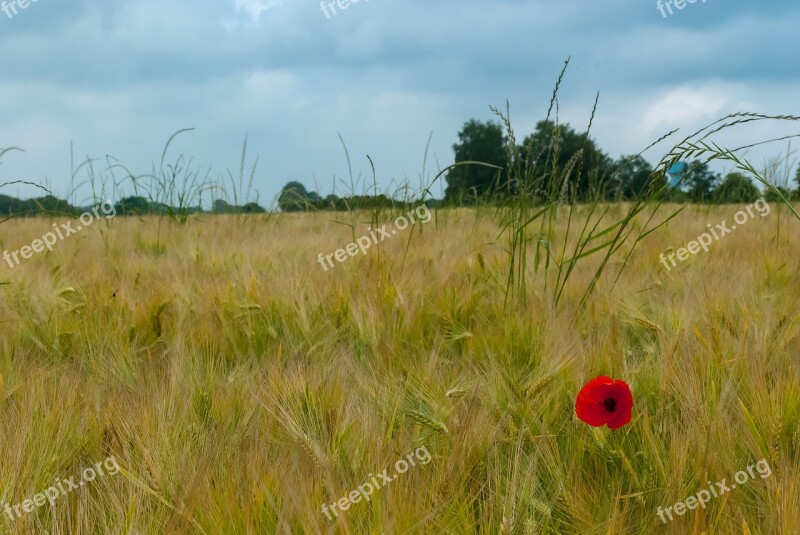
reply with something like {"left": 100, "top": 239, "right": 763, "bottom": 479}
{"left": 241, "top": 202, "right": 266, "bottom": 213}
{"left": 713, "top": 172, "right": 760, "bottom": 203}
{"left": 519, "top": 121, "right": 612, "bottom": 200}
{"left": 795, "top": 165, "right": 800, "bottom": 193}
{"left": 609, "top": 155, "right": 657, "bottom": 200}
{"left": 212, "top": 199, "right": 233, "bottom": 214}
{"left": 116, "top": 196, "right": 153, "bottom": 215}
{"left": 322, "top": 194, "right": 342, "bottom": 210}
{"left": 682, "top": 161, "right": 720, "bottom": 203}
{"left": 444, "top": 120, "right": 507, "bottom": 203}
{"left": 278, "top": 181, "right": 313, "bottom": 212}
{"left": 765, "top": 185, "right": 792, "bottom": 203}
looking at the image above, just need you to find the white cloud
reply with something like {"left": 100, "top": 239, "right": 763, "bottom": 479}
{"left": 642, "top": 84, "right": 732, "bottom": 132}
{"left": 235, "top": 0, "right": 281, "bottom": 25}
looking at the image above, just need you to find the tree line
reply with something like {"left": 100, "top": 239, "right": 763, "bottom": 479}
{"left": 279, "top": 119, "right": 800, "bottom": 211}
{"left": 0, "top": 195, "right": 266, "bottom": 218}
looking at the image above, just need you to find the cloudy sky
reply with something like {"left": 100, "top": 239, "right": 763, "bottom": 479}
{"left": 0, "top": 0, "right": 798, "bottom": 205}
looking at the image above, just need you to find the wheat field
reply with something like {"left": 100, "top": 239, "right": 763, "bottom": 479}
{"left": 0, "top": 204, "right": 798, "bottom": 534}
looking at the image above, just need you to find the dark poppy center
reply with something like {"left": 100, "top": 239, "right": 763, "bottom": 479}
{"left": 603, "top": 398, "right": 617, "bottom": 412}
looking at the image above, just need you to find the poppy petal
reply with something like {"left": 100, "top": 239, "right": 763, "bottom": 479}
{"left": 575, "top": 376, "right": 633, "bottom": 429}
{"left": 575, "top": 377, "right": 615, "bottom": 427}
{"left": 607, "top": 381, "right": 633, "bottom": 429}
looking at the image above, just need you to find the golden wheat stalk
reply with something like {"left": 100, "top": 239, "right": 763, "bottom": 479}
{"left": 406, "top": 409, "right": 449, "bottom": 435}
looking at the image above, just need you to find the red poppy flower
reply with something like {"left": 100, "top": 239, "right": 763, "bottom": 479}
{"left": 575, "top": 376, "right": 633, "bottom": 429}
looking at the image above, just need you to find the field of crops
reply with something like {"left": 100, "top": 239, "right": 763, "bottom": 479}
{"left": 1, "top": 203, "right": 798, "bottom": 534}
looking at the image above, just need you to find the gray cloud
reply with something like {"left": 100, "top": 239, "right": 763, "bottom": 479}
{"left": 0, "top": 0, "right": 797, "bottom": 202}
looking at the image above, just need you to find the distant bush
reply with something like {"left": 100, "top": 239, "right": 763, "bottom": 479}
{"left": 713, "top": 172, "right": 760, "bottom": 204}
